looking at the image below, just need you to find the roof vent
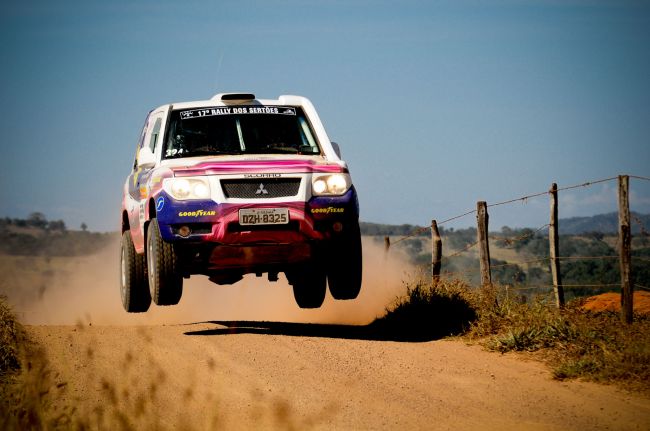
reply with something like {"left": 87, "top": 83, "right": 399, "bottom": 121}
{"left": 213, "top": 93, "right": 256, "bottom": 101}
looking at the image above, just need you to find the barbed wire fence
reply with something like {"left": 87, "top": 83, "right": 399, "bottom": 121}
{"left": 381, "top": 174, "right": 650, "bottom": 324}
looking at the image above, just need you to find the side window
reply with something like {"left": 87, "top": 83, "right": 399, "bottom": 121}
{"left": 133, "top": 113, "right": 152, "bottom": 170}
{"left": 148, "top": 118, "right": 162, "bottom": 152}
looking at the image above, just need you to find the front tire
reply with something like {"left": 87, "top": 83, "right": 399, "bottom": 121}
{"left": 147, "top": 218, "right": 183, "bottom": 306}
{"left": 288, "top": 262, "right": 327, "bottom": 309}
{"left": 327, "top": 225, "right": 363, "bottom": 300}
{"left": 120, "top": 230, "right": 151, "bottom": 312}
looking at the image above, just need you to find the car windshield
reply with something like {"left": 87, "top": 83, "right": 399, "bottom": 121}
{"left": 163, "top": 105, "right": 321, "bottom": 159}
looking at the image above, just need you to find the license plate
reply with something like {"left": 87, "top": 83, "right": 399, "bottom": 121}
{"left": 239, "top": 208, "right": 289, "bottom": 226}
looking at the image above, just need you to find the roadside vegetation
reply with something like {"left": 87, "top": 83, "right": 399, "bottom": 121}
{"left": 0, "top": 213, "right": 112, "bottom": 256}
{"left": 1, "top": 295, "right": 74, "bottom": 429}
{"left": 363, "top": 217, "right": 650, "bottom": 301}
{"left": 379, "top": 278, "right": 650, "bottom": 394}
{"left": 0, "top": 296, "right": 23, "bottom": 375}
{"left": 0, "top": 295, "right": 300, "bottom": 430}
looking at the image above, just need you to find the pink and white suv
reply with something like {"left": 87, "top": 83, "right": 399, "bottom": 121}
{"left": 120, "top": 93, "right": 362, "bottom": 312}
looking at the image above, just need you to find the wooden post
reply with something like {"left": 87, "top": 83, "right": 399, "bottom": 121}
{"left": 549, "top": 183, "right": 565, "bottom": 308}
{"left": 431, "top": 219, "right": 442, "bottom": 281}
{"left": 476, "top": 201, "right": 491, "bottom": 287}
{"left": 384, "top": 236, "right": 390, "bottom": 257}
{"left": 618, "top": 175, "right": 633, "bottom": 324}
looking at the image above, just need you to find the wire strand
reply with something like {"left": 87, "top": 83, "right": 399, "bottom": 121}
{"left": 556, "top": 176, "right": 618, "bottom": 192}
{"left": 488, "top": 190, "right": 549, "bottom": 208}
{"left": 390, "top": 226, "right": 430, "bottom": 246}
{"left": 441, "top": 241, "right": 479, "bottom": 261}
{"left": 438, "top": 209, "right": 477, "bottom": 226}
{"left": 490, "top": 224, "right": 549, "bottom": 246}
{"left": 489, "top": 258, "right": 550, "bottom": 269}
{"left": 556, "top": 255, "right": 619, "bottom": 260}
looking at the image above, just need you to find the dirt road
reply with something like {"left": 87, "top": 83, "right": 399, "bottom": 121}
{"left": 5, "top": 238, "right": 650, "bottom": 429}
{"left": 27, "top": 323, "right": 650, "bottom": 430}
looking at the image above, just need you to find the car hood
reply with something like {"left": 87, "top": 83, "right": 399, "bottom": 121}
{"left": 159, "top": 155, "right": 348, "bottom": 177}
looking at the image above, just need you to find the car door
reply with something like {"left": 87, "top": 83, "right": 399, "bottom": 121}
{"left": 127, "top": 111, "right": 165, "bottom": 251}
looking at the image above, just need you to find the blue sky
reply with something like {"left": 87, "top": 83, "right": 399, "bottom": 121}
{"left": 0, "top": 0, "right": 649, "bottom": 232}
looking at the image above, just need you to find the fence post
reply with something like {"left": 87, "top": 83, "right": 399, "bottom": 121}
{"left": 476, "top": 201, "right": 491, "bottom": 287}
{"left": 384, "top": 236, "right": 391, "bottom": 257}
{"left": 431, "top": 219, "right": 442, "bottom": 282}
{"left": 618, "top": 175, "right": 633, "bottom": 324}
{"left": 549, "top": 183, "right": 564, "bottom": 308}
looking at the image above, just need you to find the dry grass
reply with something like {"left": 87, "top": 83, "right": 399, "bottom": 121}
{"left": 0, "top": 296, "right": 23, "bottom": 374}
{"left": 380, "top": 278, "right": 650, "bottom": 394}
{"left": 1, "top": 295, "right": 76, "bottom": 429}
{"left": 0, "top": 295, "right": 312, "bottom": 430}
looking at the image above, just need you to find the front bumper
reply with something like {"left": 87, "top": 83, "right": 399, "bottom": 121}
{"left": 154, "top": 188, "right": 359, "bottom": 272}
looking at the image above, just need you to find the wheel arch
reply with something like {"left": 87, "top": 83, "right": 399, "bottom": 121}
{"left": 148, "top": 197, "right": 157, "bottom": 220}
{"left": 122, "top": 210, "right": 130, "bottom": 234}
{"left": 143, "top": 197, "right": 158, "bottom": 251}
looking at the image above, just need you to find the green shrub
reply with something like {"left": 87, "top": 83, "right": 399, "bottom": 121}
{"left": 372, "top": 278, "right": 477, "bottom": 340}
{"left": 378, "top": 277, "right": 650, "bottom": 393}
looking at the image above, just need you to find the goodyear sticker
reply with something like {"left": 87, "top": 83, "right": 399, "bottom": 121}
{"left": 178, "top": 210, "right": 216, "bottom": 217}
{"left": 311, "top": 207, "right": 345, "bottom": 214}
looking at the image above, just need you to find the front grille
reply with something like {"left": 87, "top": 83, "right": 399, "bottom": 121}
{"left": 221, "top": 178, "right": 301, "bottom": 199}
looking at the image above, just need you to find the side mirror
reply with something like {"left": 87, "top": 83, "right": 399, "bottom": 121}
{"left": 331, "top": 142, "right": 342, "bottom": 158}
{"left": 137, "top": 147, "right": 156, "bottom": 167}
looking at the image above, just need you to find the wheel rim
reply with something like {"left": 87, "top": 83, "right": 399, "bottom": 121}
{"left": 148, "top": 234, "right": 155, "bottom": 296}
{"left": 120, "top": 246, "right": 127, "bottom": 301}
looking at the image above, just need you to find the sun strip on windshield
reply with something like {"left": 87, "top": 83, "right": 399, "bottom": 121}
{"left": 179, "top": 106, "right": 297, "bottom": 119}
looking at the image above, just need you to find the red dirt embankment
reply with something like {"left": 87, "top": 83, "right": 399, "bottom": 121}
{"left": 582, "top": 291, "right": 650, "bottom": 315}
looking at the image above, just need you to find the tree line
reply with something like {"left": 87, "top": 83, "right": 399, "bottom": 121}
{"left": 0, "top": 213, "right": 109, "bottom": 256}
{"left": 367, "top": 222, "right": 650, "bottom": 300}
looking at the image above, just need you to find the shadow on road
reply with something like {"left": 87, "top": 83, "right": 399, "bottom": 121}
{"left": 184, "top": 319, "right": 467, "bottom": 342}
{"left": 185, "top": 285, "right": 478, "bottom": 342}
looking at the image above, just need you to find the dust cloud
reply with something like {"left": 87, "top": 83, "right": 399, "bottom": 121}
{"left": 3, "top": 236, "right": 415, "bottom": 326}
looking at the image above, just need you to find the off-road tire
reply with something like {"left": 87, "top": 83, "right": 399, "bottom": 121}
{"left": 120, "top": 230, "right": 151, "bottom": 312}
{"left": 147, "top": 218, "right": 183, "bottom": 306}
{"left": 288, "top": 262, "right": 327, "bottom": 309}
{"left": 327, "top": 225, "right": 363, "bottom": 300}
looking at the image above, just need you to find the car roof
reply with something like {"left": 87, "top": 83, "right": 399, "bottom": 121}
{"left": 153, "top": 93, "right": 312, "bottom": 112}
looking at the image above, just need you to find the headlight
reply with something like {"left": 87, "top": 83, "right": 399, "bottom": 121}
{"left": 312, "top": 174, "right": 351, "bottom": 196}
{"left": 164, "top": 177, "right": 211, "bottom": 200}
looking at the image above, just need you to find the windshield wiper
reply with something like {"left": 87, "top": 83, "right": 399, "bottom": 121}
{"left": 256, "top": 148, "right": 299, "bottom": 154}
{"left": 165, "top": 150, "right": 241, "bottom": 159}
{"left": 189, "top": 149, "right": 242, "bottom": 156}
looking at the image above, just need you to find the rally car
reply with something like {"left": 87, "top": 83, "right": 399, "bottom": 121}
{"left": 120, "top": 93, "right": 362, "bottom": 312}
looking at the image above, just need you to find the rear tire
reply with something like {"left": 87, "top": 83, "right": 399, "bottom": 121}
{"left": 327, "top": 225, "right": 363, "bottom": 300}
{"left": 120, "top": 230, "right": 151, "bottom": 313}
{"left": 147, "top": 218, "right": 183, "bottom": 306}
{"left": 288, "top": 262, "right": 327, "bottom": 309}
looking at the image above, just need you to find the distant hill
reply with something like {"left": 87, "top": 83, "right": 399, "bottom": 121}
{"left": 361, "top": 212, "right": 650, "bottom": 237}
{"left": 0, "top": 215, "right": 113, "bottom": 256}
{"left": 2, "top": 211, "right": 647, "bottom": 257}
{"left": 359, "top": 222, "right": 428, "bottom": 237}
{"left": 559, "top": 212, "right": 650, "bottom": 235}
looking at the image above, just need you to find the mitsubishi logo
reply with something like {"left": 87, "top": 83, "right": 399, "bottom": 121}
{"left": 255, "top": 183, "right": 269, "bottom": 195}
